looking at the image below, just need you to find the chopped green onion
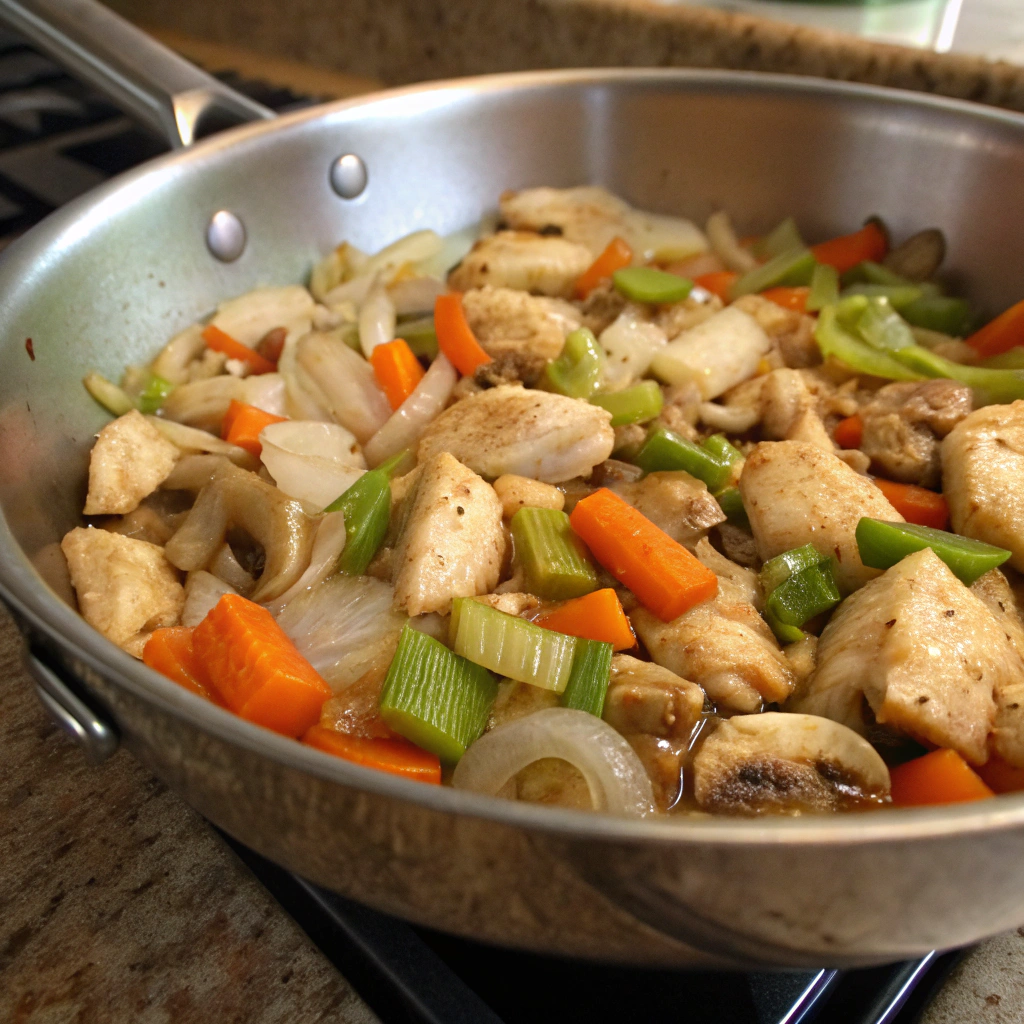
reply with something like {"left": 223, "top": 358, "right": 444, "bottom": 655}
{"left": 729, "top": 247, "right": 817, "bottom": 300}
{"left": 856, "top": 297, "right": 916, "bottom": 353}
{"left": 702, "top": 433, "right": 744, "bottom": 468}
{"left": 750, "top": 217, "right": 804, "bottom": 260}
{"left": 814, "top": 306, "right": 924, "bottom": 382}
{"left": 560, "top": 638, "right": 614, "bottom": 717}
{"left": 83, "top": 372, "right": 135, "bottom": 416}
{"left": 545, "top": 327, "right": 605, "bottom": 399}
{"left": 841, "top": 261, "right": 911, "bottom": 288}
{"left": 136, "top": 373, "right": 175, "bottom": 414}
{"left": 590, "top": 380, "right": 663, "bottom": 426}
{"left": 899, "top": 295, "right": 972, "bottom": 337}
{"left": 765, "top": 561, "right": 840, "bottom": 631}
{"left": 634, "top": 426, "right": 733, "bottom": 492}
{"left": 398, "top": 316, "right": 439, "bottom": 359}
{"left": 612, "top": 266, "right": 693, "bottom": 305}
{"left": 759, "top": 543, "right": 824, "bottom": 596}
{"left": 715, "top": 486, "right": 749, "bottom": 529}
{"left": 765, "top": 612, "right": 806, "bottom": 645}
{"left": 451, "top": 597, "right": 578, "bottom": 693}
{"left": 841, "top": 283, "right": 924, "bottom": 310}
{"left": 856, "top": 518, "right": 1011, "bottom": 585}
{"left": 510, "top": 507, "right": 597, "bottom": 600}
{"left": 379, "top": 624, "right": 497, "bottom": 762}
{"left": 806, "top": 263, "right": 840, "bottom": 312}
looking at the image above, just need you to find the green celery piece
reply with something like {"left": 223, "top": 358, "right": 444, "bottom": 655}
{"left": 137, "top": 373, "right": 175, "bottom": 414}
{"left": 765, "top": 561, "right": 841, "bottom": 628}
{"left": 889, "top": 344, "right": 1024, "bottom": 406}
{"left": 398, "top": 315, "right": 439, "bottom": 359}
{"left": 807, "top": 263, "right": 840, "bottom": 312}
{"left": 560, "top": 638, "right": 614, "bottom": 717}
{"left": 855, "top": 518, "right": 1010, "bottom": 586}
{"left": 841, "top": 283, "right": 923, "bottom": 310}
{"left": 83, "top": 372, "right": 135, "bottom": 416}
{"left": 450, "top": 597, "right": 578, "bottom": 693}
{"left": 510, "top": 507, "right": 597, "bottom": 600}
{"left": 590, "top": 380, "right": 663, "bottom": 426}
{"left": 702, "top": 434, "right": 744, "bottom": 467}
{"left": 856, "top": 297, "right": 916, "bottom": 353}
{"left": 814, "top": 306, "right": 924, "bottom": 382}
{"left": 729, "top": 247, "right": 817, "bottom": 299}
{"left": 750, "top": 217, "right": 804, "bottom": 260}
{"left": 612, "top": 267, "right": 693, "bottom": 304}
{"left": 899, "top": 295, "right": 972, "bottom": 337}
{"left": 715, "top": 486, "right": 749, "bottom": 529}
{"left": 634, "top": 426, "right": 733, "bottom": 492}
{"left": 545, "top": 327, "right": 605, "bottom": 399}
{"left": 759, "top": 543, "right": 823, "bottom": 595}
{"left": 981, "top": 349, "right": 1024, "bottom": 370}
{"left": 379, "top": 624, "right": 497, "bottom": 763}
{"left": 841, "top": 261, "right": 911, "bottom": 288}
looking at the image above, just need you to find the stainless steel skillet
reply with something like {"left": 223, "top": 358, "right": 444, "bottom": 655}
{"left": 3, "top": 0, "right": 1024, "bottom": 970}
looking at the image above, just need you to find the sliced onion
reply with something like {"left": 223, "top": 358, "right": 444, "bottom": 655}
{"left": 322, "top": 273, "right": 375, "bottom": 310}
{"left": 452, "top": 708, "right": 655, "bottom": 816}
{"left": 259, "top": 420, "right": 365, "bottom": 511}
{"left": 387, "top": 276, "right": 445, "bottom": 316}
{"left": 182, "top": 570, "right": 235, "bottom": 626}
{"left": 361, "top": 229, "right": 442, "bottom": 280}
{"left": 267, "top": 511, "right": 347, "bottom": 612}
{"left": 242, "top": 372, "right": 287, "bottom": 417}
{"left": 698, "top": 401, "right": 760, "bottom": 433}
{"left": 359, "top": 276, "right": 396, "bottom": 358}
{"left": 362, "top": 354, "right": 457, "bottom": 468}
{"left": 706, "top": 211, "right": 758, "bottom": 274}
{"left": 277, "top": 332, "right": 333, "bottom": 422}
{"left": 145, "top": 416, "right": 255, "bottom": 468}
{"left": 151, "top": 323, "right": 205, "bottom": 385}
{"left": 210, "top": 285, "right": 315, "bottom": 348}
{"left": 310, "top": 242, "right": 367, "bottom": 302}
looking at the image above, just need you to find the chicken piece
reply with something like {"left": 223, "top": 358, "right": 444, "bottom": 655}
{"left": 472, "top": 592, "right": 540, "bottom": 617}
{"left": 739, "top": 441, "right": 903, "bottom": 593}
{"left": 692, "top": 712, "right": 890, "bottom": 816}
{"left": 733, "top": 294, "right": 820, "bottom": 368}
{"left": 392, "top": 452, "right": 505, "bottom": 615}
{"left": 83, "top": 409, "right": 179, "bottom": 516}
{"left": 417, "top": 384, "right": 614, "bottom": 484}
{"left": 610, "top": 471, "right": 725, "bottom": 548}
{"left": 447, "top": 231, "right": 592, "bottom": 298}
{"left": 794, "top": 549, "right": 1018, "bottom": 765}
{"left": 860, "top": 380, "right": 972, "bottom": 489}
{"left": 656, "top": 294, "right": 723, "bottom": 340}
{"left": 759, "top": 369, "right": 835, "bottom": 454}
{"left": 492, "top": 474, "right": 565, "bottom": 518}
{"left": 61, "top": 526, "right": 183, "bottom": 658}
{"left": 943, "top": 401, "right": 1024, "bottom": 572}
{"left": 653, "top": 381, "right": 702, "bottom": 439}
{"left": 693, "top": 537, "right": 761, "bottom": 609}
{"left": 487, "top": 679, "right": 559, "bottom": 732}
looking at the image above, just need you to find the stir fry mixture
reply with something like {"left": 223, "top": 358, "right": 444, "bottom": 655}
{"left": 62, "top": 186, "right": 1024, "bottom": 817}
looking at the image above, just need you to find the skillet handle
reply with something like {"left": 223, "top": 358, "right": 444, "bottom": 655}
{"left": 0, "top": 0, "right": 274, "bottom": 148}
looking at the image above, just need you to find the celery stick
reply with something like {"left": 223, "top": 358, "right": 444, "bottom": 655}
{"left": 612, "top": 267, "right": 693, "bottom": 305}
{"left": 83, "top": 372, "right": 135, "bottom": 416}
{"left": 545, "top": 327, "right": 605, "bottom": 399}
{"left": 841, "top": 261, "right": 910, "bottom": 288}
{"left": 398, "top": 315, "right": 439, "bottom": 359}
{"left": 856, "top": 297, "right": 916, "bottom": 353}
{"left": 380, "top": 624, "right": 497, "bottom": 762}
{"left": 590, "top": 380, "right": 663, "bottom": 426}
{"left": 899, "top": 295, "right": 972, "bottom": 337}
{"left": 806, "top": 264, "right": 840, "bottom": 312}
{"left": 715, "top": 486, "right": 749, "bottom": 529}
{"left": 750, "top": 217, "right": 804, "bottom": 260}
{"left": 511, "top": 507, "right": 597, "bottom": 600}
{"left": 840, "top": 283, "right": 923, "bottom": 310}
{"left": 760, "top": 543, "right": 823, "bottom": 595}
{"left": 560, "top": 639, "right": 613, "bottom": 717}
{"left": 729, "top": 247, "right": 816, "bottom": 299}
{"left": 137, "top": 373, "right": 175, "bottom": 414}
{"left": 635, "top": 427, "right": 733, "bottom": 492}
{"left": 702, "top": 434, "right": 744, "bottom": 467}
{"left": 325, "top": 463, "right": 399, "bottom": 575}
{"left": 451, "top": 597, "right": 577, "bottom": 693}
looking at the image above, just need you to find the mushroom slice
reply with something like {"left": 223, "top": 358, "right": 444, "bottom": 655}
{"left": 693, "top": 712, "right": 890, "bottom": 816}
{"left": 164, "top": 463, "right": 315, "bottom": 603}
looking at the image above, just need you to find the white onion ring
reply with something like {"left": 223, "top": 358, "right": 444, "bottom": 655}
{"left": 706, "top": 211, "right": 758, "bottom": 274}
{"left": 267, "top": 510, "right": 348, "bottom": 611}
{"left": 145, "top": 415, "right": 255, "bottom": 468}
{"left": 452, "top": 708, "right": 655, "bottom": 817}
{"left": 358, "top": 276, "right": 396, "bottom": 358}
{"left": 259, "top": 420, "right": 365, "bottom": 511}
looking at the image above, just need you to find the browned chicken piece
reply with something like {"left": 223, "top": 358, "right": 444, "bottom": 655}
{"left": 492, "top": 474, "right": 565, "bottom": 518}
{"left": 472, "top": 592, "right": 540, "bottom": 617}
{"left": 61, "top": 526, "right": 183, "bottom": 658}
{"left": 794, "top": 549, "right": 1020, "bottom": 766}
{"left": 859, "top": 380, "right": 972, "bottom": 489}
{"left": 392, "top": 452, "right": 505, "bottom": 616}
{"left": 739, "top": 441, "right": 903, "bottom": 593}
{"left": 84, "top": 409, "right": 180, "bottom": 516}
{"left": 603, "top": 654, "right": 706, "bottom": 810}
{"left": 943, "top": 400, "right": 1024, "bottom": 572}
{"left": 488, "top": 679, "right": 559, "bottom": 732}
{"left": 610, "top": 470, "right": 725, "bottom": 548}
{"left": 693, "top": 537, "right": 761, "bottom": 609}
{"left": 732, "top": 294, "right": 820, "bottom": 368}
{"left": 654, "top": 380, "right": 703, "bottom": 440}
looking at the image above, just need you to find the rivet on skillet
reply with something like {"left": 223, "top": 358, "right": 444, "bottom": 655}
{"left": 330, "top": 154, "right": 368, "bottom": 199}
{"left": 206, "top": 210, "right": 247, "bottom": 262}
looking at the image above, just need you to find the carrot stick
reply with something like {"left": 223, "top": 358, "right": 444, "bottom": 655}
{"left": 574, "top": 237, "right": 633, "bottom": 300}
{"left": 889, "top": 748, "right": 994, "bottom": 807}
{"left": 810, "top": 221, "right": 888, "bottom": 274}
{"left": 760, "top": 286, "right": 810, "bottom": 314}
{"left": 535, "top": 588, "right": 637, "bottom": 650}
{"left": 202, "top": 323, "right": 277, "bottom": 375}
{"left": 143, "top": 626, "right": 225, "bottom": 706}
{"left": 694, "top": 271, "right": 739, "bottom": 303}
{"left": 220, "top": 399, "right": 287, "bottom": 457}
{"left": 370, "top": 338, "right": 426, "bottom": 410}
{"left": 872, "top": 478, "right": 950, "bottom": 530}
{"left": 833, "top": 413, "right": 863, "bottom": 450}
{"left": 976, "top": 756, "right": 1024, "bottom": 794}
{"left": 302, "top": 725, "right": 442, "bottom": 784}
{"left": 568, "top": 488, "right": 718, "bottom": 622}
{"left": 434, "top": 293, "right": 492, "bottom": 376}
{"left": 965, "top": 298, "right": 1024, "bottom": 358}
{"left": 192, "top": 594, "right": 332, "bottom": 738}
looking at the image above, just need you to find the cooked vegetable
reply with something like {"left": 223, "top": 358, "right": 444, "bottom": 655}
{"left": 834, "top": 413, "right": 863, "bottom": 449}
{"left": 143, "top": 626, "right": 224, "bottom": 705}
{"left": 220, "top": 399, "right": 288, "bottom": 457}
{"left": 900, "top": 295, "right": 971, "bottom": 337}
{"left": 434, "top": 292, "right": 493, "bottom": 375}
{"left": 760, "top": 286, "right": 809, "bottom": 314}
{"left": 84, "top": 372, "right": 135, "bottom": 416}
{"left": 693, "top": 271, "right": 738, "bottom": 302}
{"left": 574, "top": 236, "right": 633, "bottom": 299}
{"left": 729, "top": 247, "right": 816, "bottom": 299}
{"left": 612, "top": 266, "right": 693, "bottom": 305}
{"left": 889, "top": 748, "right": 994, "bottom": 807}
{"left": 136, "top": 373, "right": 175, "bottom": 414}
{"left": 810, "top": 220, "right": 888, "bottom": 273}
{"left": 634, "top": 426, "right": 733, "bottom": 492}
{"left": 750, "top": 216, "right": 804, "bottom": 260}
{"left": 398, "top": 315, "right": 439, "bottom": 359}
{"left": 764, "top": 559, "right": 840, "bottom": 637}
{"left": 872, "top": 478, "right": 949, "bottom": 530}
{"left": 855, "top": 518, "right": 1010, "bottom": 585}
{"left": 544, "top": 327, "right": 605, "bottom": 399}
{"left": 370, "top": 337, "right": 426, "bottom": 410}
{"left": 303, "top": 725, "right": 442, "bottom": 783}
{"left": 559, "top": 638, "right": 614, "bottom": 717}
{"left": 201, "top": 323, "right": 276, "bottom": 375}
{"left": 534, "top": 588, "right": 636, "bottom": 651}
{"left": 706, "top": 210, "right": 758, "bottom": 273}
{"left": 450, "top": 597, "right": 577, "bottom": 692}
{"left": 882, "top": 228, "right": 945, "bottom": 282}
{"left": 714, "top": 486, "right": 749, "bottom": 528}
{"left": 701, "top": 433, "right": 744, "bottom": 471}
{"left": 358, "top": 276, "right": 397, "bottom": 358}
{"left": 965, "top": 298, "right": 1024, "bottom": 358}
{"left": 380, "top": 624, "right": 497, "bottom": 762}
{"left": 510, "top": 507, "right": 597, "bottom": 600}
{"left": 841, "top": 283, "right": 925, "bottom": 311}
{"left": 590, "top": 380, "right": 663, "bottom": 426}
{"left": 759, "top": 542, "right": 823, "bottom": 595}
{"left": 569, "top": 487, "right": 718, "bottom": 622}
{"left": 814, "top": 305, "right": 923, "bottom": 382}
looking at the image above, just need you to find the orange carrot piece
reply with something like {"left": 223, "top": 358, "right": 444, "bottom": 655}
{"left": 965, "top": 298, "right": 1024, "bottom": 358}
{"left": 810, "top": 221, "right": 888, "bottom": 274}
{"left": 568, "top": 488, "right": 718, "bottom": 622}
{"left": 977, "top": 756, "right": 1024, "bottom": 794}
{"left": 890, "top": 749, "right": 995, "bottom": 807}
{"left": 535, "top": 588, "right": 636, "bottom": 651}
{"left": 574, "top": 236, "right": 634, "bottom": 299}
{"left": 834, "top": 413, "right": 863, "bottom": 450}
{"left": 872, "top": 478, "right": 950, "bottom": 530}
{"left": 192, "top": 594, "right": 332, "bottom": 738}
{"left": 202, "top": 323, "right": 277, "bottom": 375}
{"left": 370, "top": 338, "right": 426, "bottom": 410}
{"left": 695, "top": 271, "right": 739, "bottom": 303}
{"left": 760, "top": 286, "right": 810, "bottom": 314}
{"left": 220, "top": 399, "right": 287, "bottom": 457}
{"left": 302, "top": 725, "right": 442, "bottom": 784}
{"left": 143, "top": 626, "right": 225, "bottom": 706}
{"left": 434, "top": 293, "right": 492, "bottom": 376}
